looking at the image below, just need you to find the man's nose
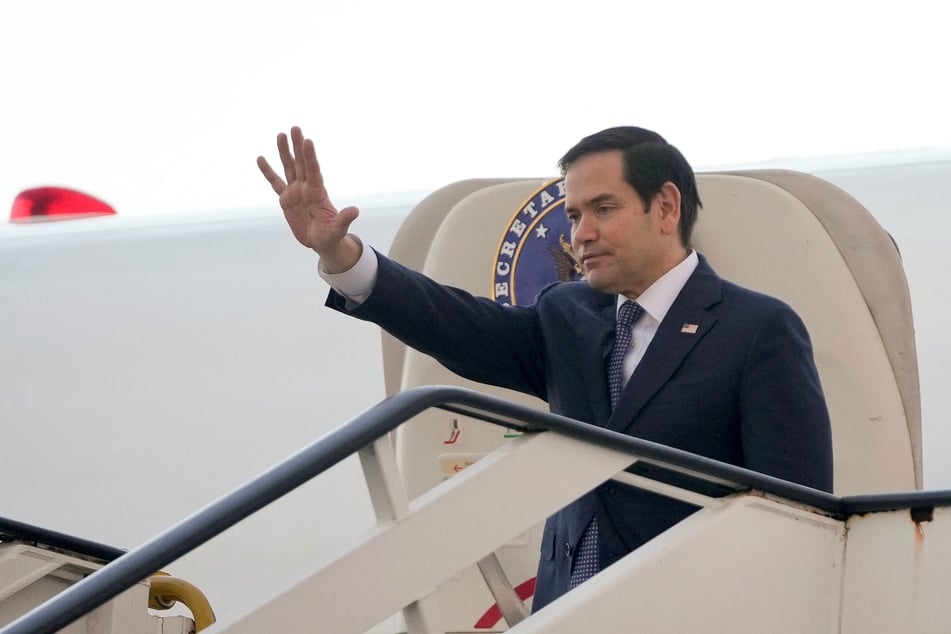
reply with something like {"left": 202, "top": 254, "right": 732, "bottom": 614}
{"left": 572, "top": 213, "right": 596, "bottom": 243}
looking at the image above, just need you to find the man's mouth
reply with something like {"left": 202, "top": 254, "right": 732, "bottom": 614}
{"left": 581, "top": 252, "right": 608, "bottom": 267}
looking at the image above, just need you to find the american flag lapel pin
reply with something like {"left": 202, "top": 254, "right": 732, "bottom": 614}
{"left": 681, "top": 323, "right": 699, "bottom": 334}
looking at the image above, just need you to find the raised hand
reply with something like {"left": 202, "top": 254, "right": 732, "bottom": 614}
{"left": 257, "top": 127, "right": 361, "bottom": 271}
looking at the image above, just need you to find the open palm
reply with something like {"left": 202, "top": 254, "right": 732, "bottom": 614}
{"left": 257, "top": 126, "right": 359, "bottom": 256}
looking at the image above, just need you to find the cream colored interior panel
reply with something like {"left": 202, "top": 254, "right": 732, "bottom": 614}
{"left": 694, "top": 174, "right": 914, "bottom": 493}
{"left": 733, "top": 169, "right": 921, "bottom": 488}
{"left": 395, "top": 179, "right": 552, "bottom": 499}
{"left": 384, "top": 178, "right": 519, "bottom": 397}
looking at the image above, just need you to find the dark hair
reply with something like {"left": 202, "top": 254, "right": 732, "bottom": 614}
{"left": 558, "top": 126, "right": 702, "bottom": 247}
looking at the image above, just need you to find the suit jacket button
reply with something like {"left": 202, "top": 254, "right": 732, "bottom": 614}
{"left": 564, "top": 543, "right": 572, "bottom": 558}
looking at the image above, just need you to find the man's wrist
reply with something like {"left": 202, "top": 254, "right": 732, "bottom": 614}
{"left": 318, "top": 234, "right": 363, "bottom": 274}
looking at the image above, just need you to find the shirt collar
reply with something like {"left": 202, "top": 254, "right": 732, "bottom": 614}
{"left": 617, "top": 250, "right": 699, "bottom": 323}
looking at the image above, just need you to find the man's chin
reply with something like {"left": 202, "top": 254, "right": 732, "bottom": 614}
{"left": 584, "top": 273, "right": 616, "bottom": 294}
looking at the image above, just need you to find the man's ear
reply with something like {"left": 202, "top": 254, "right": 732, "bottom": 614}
{"left": 657, "top": 181, "right": 682, "bottom": 235}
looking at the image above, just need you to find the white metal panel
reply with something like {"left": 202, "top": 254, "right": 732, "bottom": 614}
{"left": 0, "top": 545, "right": 102, "bottom": 629}
{"left": 841, "top": 505, "right": 951, "bottom": 633}
{"left": 514, "top": 496, "right": 845, "bottom": 634}
{"left": 0, "top": 545, "right": 63, "bottom": 603}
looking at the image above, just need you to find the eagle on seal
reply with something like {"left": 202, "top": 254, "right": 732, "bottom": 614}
{"left": 548, "top": 234, "right": 583, "bottom": 282}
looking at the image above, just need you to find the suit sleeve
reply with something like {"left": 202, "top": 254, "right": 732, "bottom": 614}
{"left": 739, "top": 304, "right": 834, "bottom": 492}
{"left": 325, "top": 251, "right": 550, "bottom": 400}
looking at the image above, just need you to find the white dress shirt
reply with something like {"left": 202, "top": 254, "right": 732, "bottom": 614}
{"left": 618, "top": 250, "right": 698, "bottom": 385}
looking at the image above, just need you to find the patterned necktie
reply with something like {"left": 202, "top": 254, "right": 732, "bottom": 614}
{"left": 569, "top": 299, "right": 643, "bottom": 590}
{"left": 607, "top": 300, "right": 644, "bottom": 408}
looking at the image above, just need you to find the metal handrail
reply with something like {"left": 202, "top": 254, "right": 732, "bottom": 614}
{"left": 0, "top": 516, "right": 126, "bottom": 563}
{"left": 3, "top": 384, "right": 949, "bottom": 634}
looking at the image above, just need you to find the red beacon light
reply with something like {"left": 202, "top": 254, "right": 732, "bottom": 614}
{"left": 10, "top": 187, "right": 117, "bottom": 223}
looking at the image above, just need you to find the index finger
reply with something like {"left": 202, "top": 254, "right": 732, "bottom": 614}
{"left": 278, "top": 131, "right": 297, "bottom": 184}
{"left": 257, "top": 156, "right": 286, "bottom": 195}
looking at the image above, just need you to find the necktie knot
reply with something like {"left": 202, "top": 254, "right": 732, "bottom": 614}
{"left": 617, "top": 300, "right": 643, "bottom": 330}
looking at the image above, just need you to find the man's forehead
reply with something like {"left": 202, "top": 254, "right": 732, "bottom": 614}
{"left": 563, "top": 149, "right": 625, "bottom": 174}
{"left": 564, "top": 152, "right": 630, "bottom": 203}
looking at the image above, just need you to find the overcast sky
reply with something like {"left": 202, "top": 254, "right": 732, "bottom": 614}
{"left": 3, "top": 0, "right": 949, "bottom": 219}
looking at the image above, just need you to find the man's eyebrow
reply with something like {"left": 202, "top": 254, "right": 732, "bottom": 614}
{"left": 565, "top": 192, "right": 618, "bottom": 214}
{"left": 588, "top": 193, "right": 619, "bottom": 205}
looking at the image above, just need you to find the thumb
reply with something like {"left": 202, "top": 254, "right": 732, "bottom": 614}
{"left": 336, "top": 205, "right": 360, "bottom": 231}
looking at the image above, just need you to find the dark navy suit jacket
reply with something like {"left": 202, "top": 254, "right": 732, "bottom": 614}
{"left": 327, "top": 251, "right": 833, "bottom": 612}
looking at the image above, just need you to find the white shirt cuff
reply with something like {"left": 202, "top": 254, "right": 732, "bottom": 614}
{"left": 316, "top": 237, "right": 379, "bottom": 305}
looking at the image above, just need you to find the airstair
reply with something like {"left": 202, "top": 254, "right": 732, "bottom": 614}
{"left": 3, "top": 386, "right": 951, "bottom": 633}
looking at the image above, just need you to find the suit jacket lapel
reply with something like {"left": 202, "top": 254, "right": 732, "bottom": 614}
{"left": 607, "top": 257, "right": 723, "bottom": 433}
{"left": 576, "top": 299, "right": 617, "bottom": 426}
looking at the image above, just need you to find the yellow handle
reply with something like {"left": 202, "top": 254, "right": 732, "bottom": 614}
{"left": 148, "top": 575, "right": 217, "bottom": 632}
